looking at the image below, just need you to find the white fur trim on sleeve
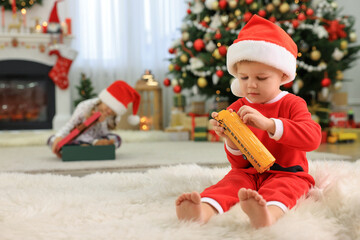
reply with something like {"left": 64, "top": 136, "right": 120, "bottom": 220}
{"left": 201, "top": 197, "right": 224, "bottom": 214}
{"left": 268, "top": 118, "right": 283, "bottom": 141}
{"left": 267, "top": 201, "right": 288, "bottom": 213}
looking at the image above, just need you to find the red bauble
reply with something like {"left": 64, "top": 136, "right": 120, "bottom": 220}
{"left": 306, "top": 8, "right": 314, "bottom": 16}
{"left": 173, "top": 85, "right": 182, "bottom": 93}
{"left": 214, "top": 32, "right": 222, "bottom": 40}
{"left": 243, "top": 12, "right": 253, "bottom": 22}
{"left": 297, "top": 13, "right": 306, "bottom": 21}
{"left": 168, "top": 48, "right": 175, "bottom": 54}
{"left": 174, "top": 64, "right": 181, "bottom": 71}
{"left": 163, "top": 78, "right": 171, "bottom": 87}
{"left": 218, "top": 46, "right": 227, "bottom": 56}
{"left": 187, "top": 9, "right": 191, "bottom": 14}
{"left": 268, "top": 16, "right": 276, "bottom": 23}
{"left": 258, "top": 9, "right": 267, "bottom": 18}
{"left": 245, "top": 0, "right": 253, "bottom": 4}
{"left": 283, "top": 81, "right": 293, "bottom": 89}
{"left": 219, "top": 0, "right": 227, "bottom": 9}
{"left": 216, "top": 70, "right": 224, "bottom": 78}
{"left": 194, "top": 39, "right": 205, "bottom": 51}
{"left": 321, "top": 78, "right": 331, "bottom": 87}
{"left": 292, "top": 20, "right": 299, "bottom": 28}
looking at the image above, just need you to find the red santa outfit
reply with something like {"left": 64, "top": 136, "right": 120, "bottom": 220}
{"left": 200, "top": 15, "right": 322, "bottom": 214}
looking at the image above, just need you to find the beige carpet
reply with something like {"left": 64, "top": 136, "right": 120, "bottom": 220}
{"left": 0, "top": 161, "right": 359, "bottom": 240}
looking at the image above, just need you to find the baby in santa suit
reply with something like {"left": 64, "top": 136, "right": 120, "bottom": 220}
{"left": 48, "top": 80, "right": 140, "bottom": 158}
{"left": 175, "top": 15, "right": 322, "bottom": 228}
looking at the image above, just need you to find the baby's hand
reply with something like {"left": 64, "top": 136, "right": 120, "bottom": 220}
{"left": 210, "top": 110, "right": 238, "bottom": 150}
{"left": 238, "top": 106, "right": 275, "bottom": 134}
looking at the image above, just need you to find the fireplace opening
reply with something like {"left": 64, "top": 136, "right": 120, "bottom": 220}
{"left": 0, "top": 60, "right": 55, "bottom": 130}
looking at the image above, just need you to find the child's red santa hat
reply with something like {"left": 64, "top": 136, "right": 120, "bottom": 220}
{"left": 48, "top": 0, "right": 62, "bottom": 24}
{"left": 227, "top": 15, "right": 298, "bottom": 97}
{"left": 99, "top": 81, "right": 141, "bottom": 125}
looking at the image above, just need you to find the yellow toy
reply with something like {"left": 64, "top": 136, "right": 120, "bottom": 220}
{"left": 214, "top": 110, "right": 276, "bottom": 173}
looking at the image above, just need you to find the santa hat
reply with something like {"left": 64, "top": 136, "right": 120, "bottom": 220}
{"left": 227, "top": 15, "right": 298, "bottom": 97}
{"left": 99, "top": 81, "right": 141, "bottom": 125}
{"left": 48, "top": 0, "right": 62, "bottom": 24}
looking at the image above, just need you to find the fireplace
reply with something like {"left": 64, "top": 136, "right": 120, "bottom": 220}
{"left": 0, "top": 33, "right": 73, "bottom": 131}
{"left": 0, "top": 60, "right": 55, "bottom": 130}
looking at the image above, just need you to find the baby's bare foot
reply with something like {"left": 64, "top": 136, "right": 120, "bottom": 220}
{"left": 175, "top": 191, "right": 204, "bottom": 222}
{"left": 238, "top": 188, "right": 273, "bottom": 228}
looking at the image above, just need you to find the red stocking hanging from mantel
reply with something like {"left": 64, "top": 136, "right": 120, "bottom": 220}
{"left": 48, "top": 44, "right": 78, "bottom": 90}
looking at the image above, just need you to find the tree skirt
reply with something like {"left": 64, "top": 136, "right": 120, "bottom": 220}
{"left": 1, "top": 160, "right": 359, "bottom": 240}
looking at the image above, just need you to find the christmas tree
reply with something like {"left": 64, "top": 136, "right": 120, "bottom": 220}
{"left": 74, "top": 73, "right": 97, "bottom": 107}
{"left": 165, "top": 0, "right": 360, "bottom": 105}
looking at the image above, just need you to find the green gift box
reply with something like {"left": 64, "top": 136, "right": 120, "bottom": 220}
{"left": 173, "top": 94, "right": 186, "bottom": 107}
{"left": 61, "top": 145, "right": 115, "bottom": 161}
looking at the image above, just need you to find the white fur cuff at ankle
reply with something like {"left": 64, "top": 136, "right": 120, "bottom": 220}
{"left": 266, "top": 201, "right": 288, "bottom": 213}
{"left": 201, "top": 197, "right": 224, "bottom": 214}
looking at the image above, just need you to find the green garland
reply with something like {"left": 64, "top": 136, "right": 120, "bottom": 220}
{"left": 0, "top": 0, "right": 42, "bottom": 10}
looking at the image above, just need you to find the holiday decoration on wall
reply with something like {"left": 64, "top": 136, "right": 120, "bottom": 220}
{"left": 74, "top": 73, "right": 97, "bottom": 107}
{"left": 165, "top": 0, "right": 360, "bottom": 105}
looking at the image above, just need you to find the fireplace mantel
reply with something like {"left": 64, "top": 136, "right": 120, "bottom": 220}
{"left": 0, "top": 33, "right": 74, "bottom": 130}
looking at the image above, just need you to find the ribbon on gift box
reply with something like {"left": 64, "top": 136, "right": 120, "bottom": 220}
{"left": 188, "top": 112, "right": 209, "bottom": 140}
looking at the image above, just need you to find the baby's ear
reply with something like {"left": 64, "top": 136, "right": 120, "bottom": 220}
{"left": 281, "top": 73, "right": 288, "bottom": 82}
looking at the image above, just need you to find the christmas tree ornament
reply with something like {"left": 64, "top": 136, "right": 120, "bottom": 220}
{"left": 218, "top": 45, "right": 227, "bottom": 56}
{"left": 210, "top": 12, "right": 222, "bottom": 29}
{"left": 349, "top": 32, "right": 357, "bottom": 42}
{"left": 203, "top": 16, "right": 210, "bottom": 23}
{"left": 219, "top": 0, "right": 227, "bottom": 9}
{"left": 310, "top": 49, "right": 321, "bottom": 61}
{"left": 334, "top": 81, "right": 342, "bottom": 90}
{"left": 268, "top": 16, "right": 276, "bottom": 23}
{"left": 234, "top": 9, "right": 241, "bottom": 17}
{"left": 221, "top": 15, "right": 229, "bottom": 24}
{"left": 299, "top": 40, "right": 309, "bottom": 52}
{"left": 192, "top": 0, "right": 204, "bottom": 14}
{"left": 335, "top": 70, "right": 343, "bottom": 81}
{"left": 279, "top": 2, "right": 290, "bottom": 13}
{"left": 168, "top": 48, "right": 176, "bottom": 54}
{"left": 340, "top": 40, "right": 348, "bottom": 50}
{"left": 180, "top": 54, "right": 188, "bottom": 63}
{"left": 292, "top": 80, "right": 300, "bottom": 94}
{"left": 250, "top": 2, "right": 258, "bottom": 11}
{"left": 321, "top": 77, "right": 331, "bottom": 87}
{"left": 48, "top": 44, "right": 78, "bottom": 90}
{"left": 190, "top": 57, "right": 204, "bottom": 70}
{"left": 297, "top": 13, "right": 306, "bottom": 21}
{"left": 258, "top": 9, "right": 267, "bottom": 18}
{"left": 186, "top": 41, "right": 193, "bottom": 48}
{"left": 266, "top": 3, "right": 275, "bottom": 12}
{"left": 168, "top": 64, "right": 174, "bottom": 71}
{"left": 171, "top": 79, "right": 179, "bottom": 87}
{"left": 205, "top": 41, "right": 216, "bottom": 52}
{"left": 216, "top": 69, "right": 224, "bottom": 78}
{"left": 192, "top": 85, "right": 199, "bottom": 95}
{"left": 292, "top": 20, "right": 299, "bottom": 28}
{"left": 212, "top": 74, "right": 220, "bottom": 85}
{"left": 306, "top": 8, "right": 314, "bottom": 16}
{"left": 227, "top": 21, "right": 236, "bottom": 29}
{"left": 332, "top": 48, "right": 344, "bottom": 61}
{"left": 194, "top": 39, "right": 205, "bottom": 51}
{"left": 173, "top": 85, "right": 182, "bottom": 93}
{"left": 245, "top": 0, "right": 254, "bottom": 5}
{"left": 204, "top": 33, "right": 212, "bottom": 41}
{"left": 197, "top": 77, "right": 208, "bottom": 88}
{"left": 229, "top": 0, "right": 237, "bottom": 9}
{"left": 205, "top": 0, "right": 217, "bottom": 10}
{"left": 182, "top": 32, "right": 190, "bottom": 41}
{"left": 163, "top": 78, "right": 171, "bottom": 87}
{"left": 182, "top": 72, "right": 187, "bottom": 78}
{"left": 187, "top": 8, "right": 191, "bottom": 14}
{"left": 272, "top": 0, "right": 281, "bottom": 7}
{"left": 321, "top": 87, "right": 329, "bottom": 98}
{"left": 243, "top": 12, "right": 253, "bottom": 22}
{"left": 214, "top": 31, "right": 222, "bottom": 40}
{"left": 212, "top": 48, "right": 222, "bottom": 59}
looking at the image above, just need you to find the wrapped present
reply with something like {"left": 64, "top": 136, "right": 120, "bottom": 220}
{"left": 165, "top": 127, "right": 190, "bottom": 141}
{"left": 194, "top": 127, "right": 207, "bottom": 141}
{"left": 62, "top": 145, "right": 115, "bottom": 161}
{"left": 191, "top": 101, "right": 206, "bottom": 115}
{"left": 329, "top": 112, "right": 347, "bottom": 128}
{"left": 169, "top": 108, "right": 187, "bottom": 127}
{"left": 187, "top": 112, "right": 209, "bottom": 140}
{"left": 173, "top": 94, "right": 186, "bottom": 108}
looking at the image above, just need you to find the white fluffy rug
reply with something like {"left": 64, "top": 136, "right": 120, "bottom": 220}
{"left": 1, "top": 160, "right": 359, "bottom": 240}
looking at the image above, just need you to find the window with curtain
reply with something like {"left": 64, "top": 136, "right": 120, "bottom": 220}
{"left": 68, "top": 0, "right": 187, "bottom": 91}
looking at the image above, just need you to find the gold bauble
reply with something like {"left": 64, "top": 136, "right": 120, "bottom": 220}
{"left": 279, "top": 2, "right": 290, "bottom": 13}
{"left": 250, "top": 2, "right": 258, "bottom": 11}
{"left": 336, "top": 70, "right": 344, "bottom": 80}
{"left": 212, "top": 1, "right": 219, "bottom": 10}
{"left": 272, "top": 0, "right": 281, "bottom": 7}
{"left": 221, "top": 15, "right": 229, "bottom": 24}
{"left": 197, "top": 77, "right": 208, "bottom": 88}
{"left": 340, "top": 40, "right": 348, "bottom": 50}
{"left": 266, "top": 3, "right": 275, "bottom": 12}
{"left": 235, "top": 9, "right": 241, "bottom": 17}
{"left": 310, "top": 50, "right": 321, "bottom": 61}
{"left": 203, "top": 16, "right": 210, "bottom": 23}
{"left": 182, "top": 72, "right": 187, "bottom": 78}
{"left": 228, "top": 21, "right": 237, "bottom": 29}
{"left": 212, "top": 49, "right": 222, "bottom": 59}
{"left": 182, "top": 32, "right": 189, "bottom": 41}
{"left": 204, "top": 32, "right": 212, "bottom": 41}
{"left": 229, "top": 0, "right": 237, "bottom": 8}
{"left": 180, "top": 54, "right": 188, "bottom": 63}
{"left": 168, "top": 64, "right": 174, "bottom": 71}
{"left": 349, "top": 32, "right": 357, "bottom": 42}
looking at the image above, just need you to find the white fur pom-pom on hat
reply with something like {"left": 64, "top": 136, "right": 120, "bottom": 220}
{"left": 99, "top": 81, "right": 141, "bottom": 125}
{"left": 227, "top": 15, "right": 298, "bottom": 97}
